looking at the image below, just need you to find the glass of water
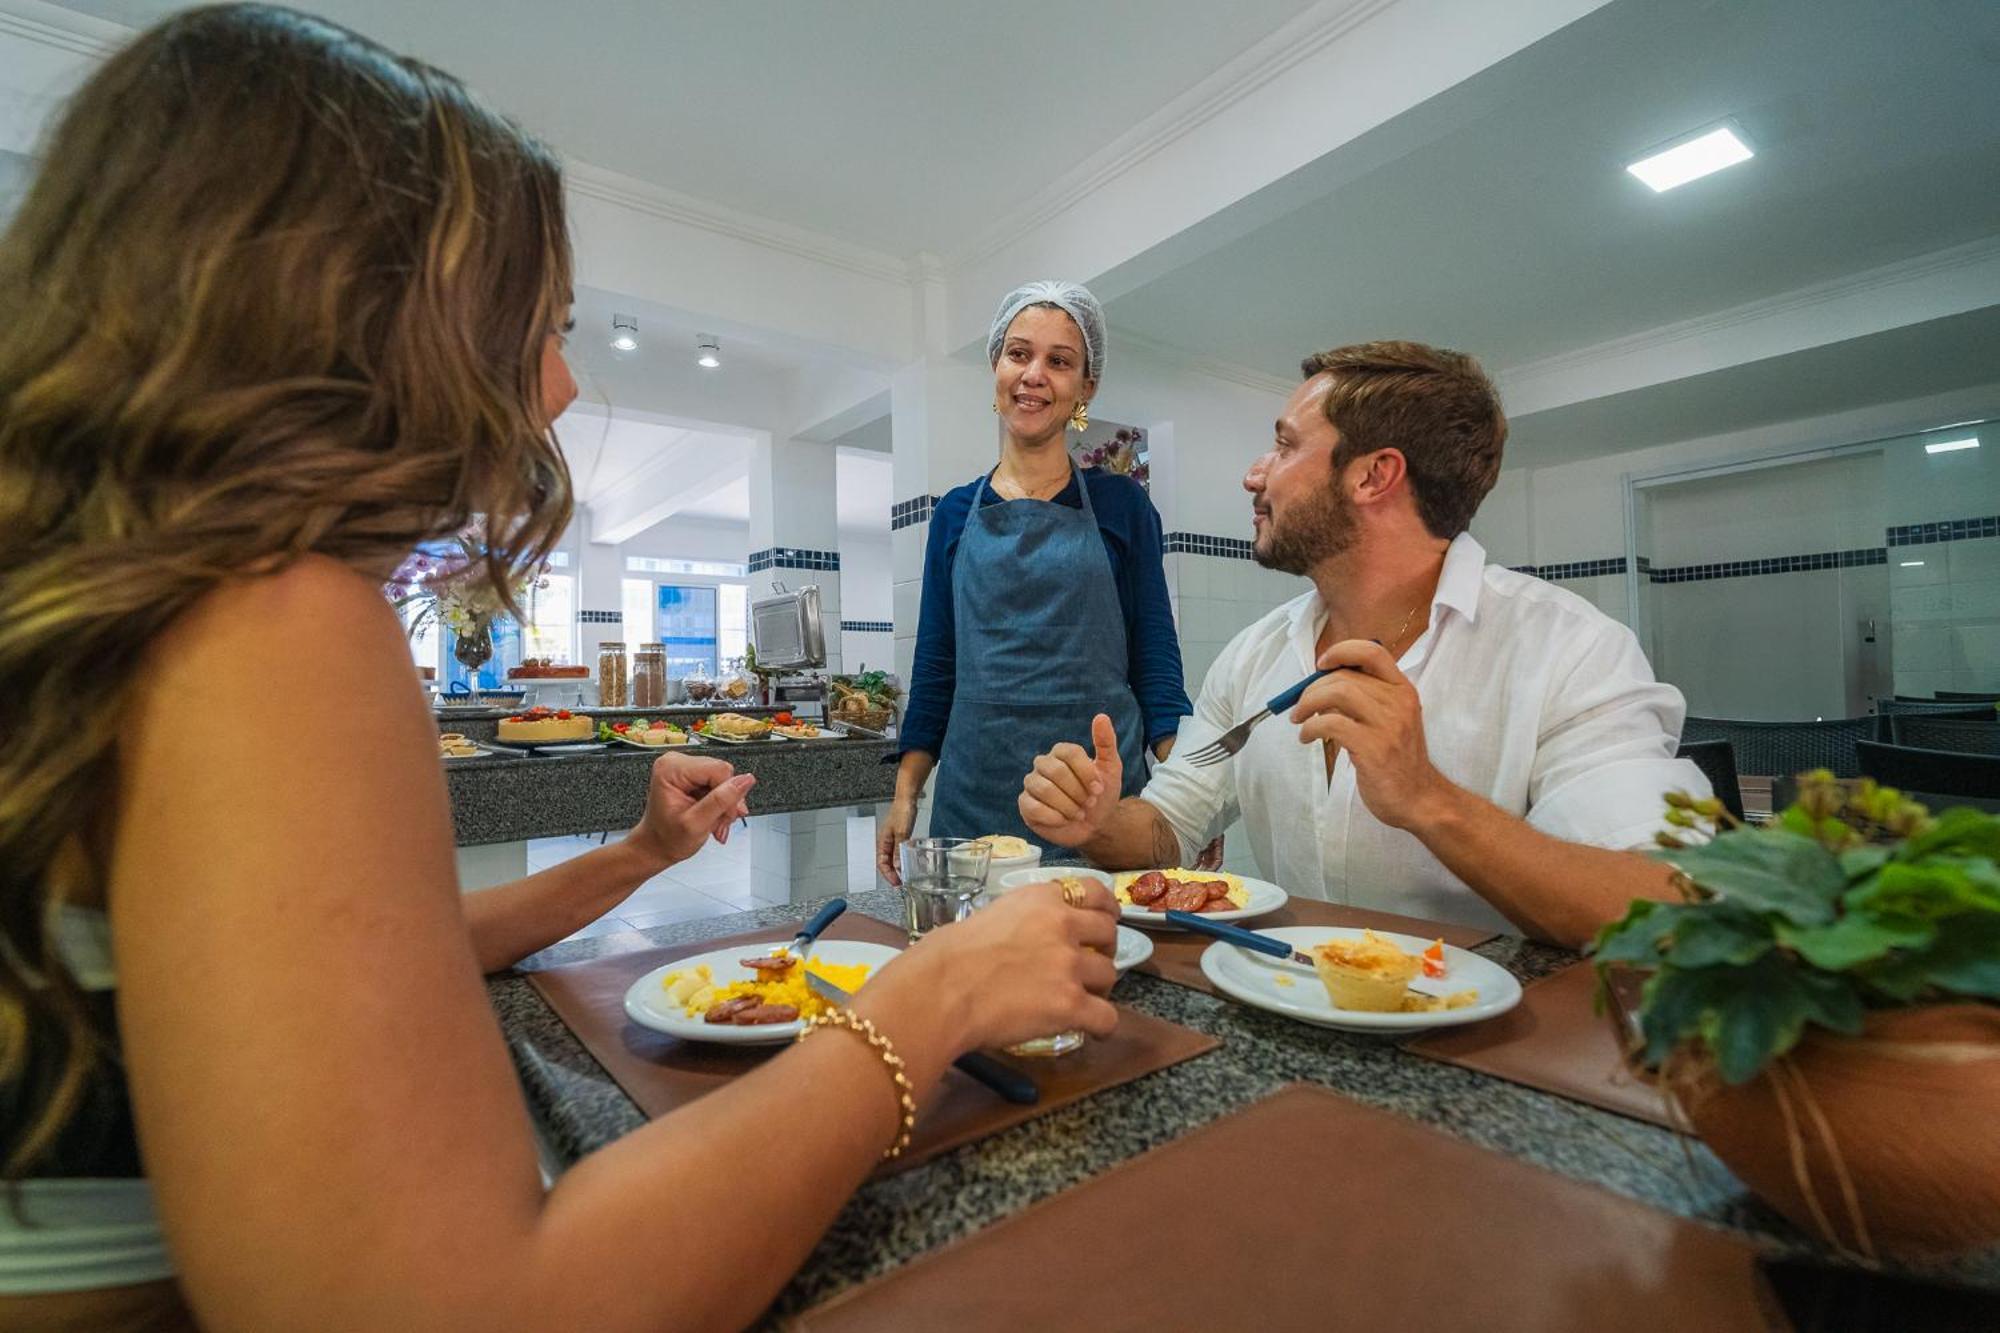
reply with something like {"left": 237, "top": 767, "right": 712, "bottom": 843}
{"left": 898, "top": 838, "right": 991, "bottom": 944}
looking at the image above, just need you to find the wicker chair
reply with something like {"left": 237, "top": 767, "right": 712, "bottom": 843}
{"left": 1889, "top": 717, "right": 2000, "bottom": 756}
{"left": 1679, "top": 716, "right": 1881, "bottom": 779}
{"left": 1857, "top": 740, "right": 2000, "bottom": 802}
{"left": 1876, "top": 699, "right": 1997, "bottom": 718}
{"left": 1673, "top": 739, "right": 1745, "bottom": 822}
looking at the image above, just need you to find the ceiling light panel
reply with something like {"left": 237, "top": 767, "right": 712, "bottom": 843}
{"left": 1626, "top": 124, "right": 1754, "bottom": 193}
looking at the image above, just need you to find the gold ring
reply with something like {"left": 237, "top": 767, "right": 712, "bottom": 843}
{"left": 1059, "top": 877, "right": 1088, "bottom": 908}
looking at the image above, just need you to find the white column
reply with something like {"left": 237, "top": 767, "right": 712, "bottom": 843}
{"left": 576, "top": 508, "right": 627, "bottom": 681}
{"left": 747, "top": 437, "right": 854, "bottom": 900}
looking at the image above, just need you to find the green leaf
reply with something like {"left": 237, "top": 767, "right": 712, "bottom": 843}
{"left": 1846, "top": 860, "right": 2000, "bottom": 919}
{"left": 1665, "top": 906, "right": 1775, "bottom": 968}
{"left": 1838, "top": 845, "right": 1892, "bottom": 880}
{"left": 1589, "top": 899, "right": 1671, "bottom": 967}
{"left": 1659, "top": 830, "right": 1844, "bottom": 926}
{"left": 1777, "top": 911, "right": 1934, "bottom": 971}
{"left": 1898, "top": 807, "right": 2000, "bottom": 861}
{"left": 1909, "top": 913, "right": 2000, "bottom": 1000}
{"left": 1635, "top": 955, "right": 1864, "bottom": 1083}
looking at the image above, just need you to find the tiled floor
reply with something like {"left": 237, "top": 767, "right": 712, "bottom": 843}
{"left": 533, "top": 815, "right": 882, "bottom": 943}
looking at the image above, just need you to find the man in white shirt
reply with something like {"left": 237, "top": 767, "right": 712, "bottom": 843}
{"left": 1018, "top": 340, "right": 1708, "bottom": 949}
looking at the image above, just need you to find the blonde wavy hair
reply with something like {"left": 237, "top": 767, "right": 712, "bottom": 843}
{"left": 0, "top": 4, "right": 574, "bottom": 1178}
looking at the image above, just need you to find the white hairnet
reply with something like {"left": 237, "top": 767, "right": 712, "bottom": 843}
{"left": 986, "top": 280, "right": 1106, "bottom": 382}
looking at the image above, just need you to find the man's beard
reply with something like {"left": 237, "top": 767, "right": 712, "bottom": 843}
{"left": 1254, "top": 481, "right": 1357, "bottom": 575}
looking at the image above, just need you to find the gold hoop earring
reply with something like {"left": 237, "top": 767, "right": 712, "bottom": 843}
{"left": 1070, "top": 400, "right": 1089, "bottom": 432}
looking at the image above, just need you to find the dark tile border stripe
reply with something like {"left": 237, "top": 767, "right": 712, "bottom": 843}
{"left": 890, "top": 495, "right": 940, "bottom": 531}
{"left": 1647, "top": 547, "right": 1885, "bottom": 583}
{"left": 1163, "top": 531, "right": 1256, "bottom": 560}
{"left": 839, "top": 620, "right": 894, "bottom": 633}
{"left": 578, "top": 609, "right": 621, "bottom": 624}
{"left": 747, "top": 547, "right": 842, "bottom": 574}
{"left": 1886, "top": 514, "right": 2000, "bottom": 547}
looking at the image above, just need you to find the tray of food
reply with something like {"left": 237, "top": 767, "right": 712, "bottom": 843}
{"left": 597, "top": 718, "right": 700, "bottom": 748}
{"left": 693, "top": 712, "right": 780, "bottom": 743}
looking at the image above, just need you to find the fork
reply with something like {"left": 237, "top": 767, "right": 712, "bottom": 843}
{"left": 1180, "top": 666, "right": 1347, "bottom": 768}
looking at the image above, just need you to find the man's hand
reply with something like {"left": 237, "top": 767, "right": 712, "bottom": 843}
{"left": 625, "top": 752, "right": 756, "bottom": 869}
{"left": 1019, "top": 713, "right": 1123, "bottom": 848}
{"left": 1289, "top": 639, "right": 1454, "bottom": 830}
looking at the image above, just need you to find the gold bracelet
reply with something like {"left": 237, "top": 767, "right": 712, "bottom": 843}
{"left": 796, "top": 1006, "right": 916, "bottom": 1160}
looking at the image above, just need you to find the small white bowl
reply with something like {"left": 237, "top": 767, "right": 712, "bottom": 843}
{"left": 981, "top": 847, "right": 1042, "bottom": 886}
{"left": 996, "top": 865, "right": 1113, "bottom": 895}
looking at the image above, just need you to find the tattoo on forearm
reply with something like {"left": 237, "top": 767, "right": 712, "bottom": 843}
{"left": 1148, "top": 812, "right": 1181, "bottom": 869}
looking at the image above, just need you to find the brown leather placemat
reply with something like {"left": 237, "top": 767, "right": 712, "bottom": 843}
{"left": 1404, "top": 960, "right": 1676, "bottom": 1129}
{"left": 524, "top": 917, "right": 1220, "bottom": 1177}
{"left": 793, "top": 1084, "right": 1780, "bottom": 1332}
{"left": 1132, "top": 896, "right": 1498, "bottom": 996}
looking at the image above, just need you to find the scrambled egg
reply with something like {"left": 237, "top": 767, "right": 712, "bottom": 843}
{"left": 660, "top": 956, "right": 872, "bottom": 1021}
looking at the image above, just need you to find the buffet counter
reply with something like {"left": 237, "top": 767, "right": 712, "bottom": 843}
{"left": 441, "top": 730, "right": 895, "bottom": 847}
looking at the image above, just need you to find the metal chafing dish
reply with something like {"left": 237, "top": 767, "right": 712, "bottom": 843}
{"left": 750, "top": 583, "right": 827, "bottom": 671}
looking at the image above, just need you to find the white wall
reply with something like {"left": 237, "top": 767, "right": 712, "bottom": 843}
{"left": 838, "top": 533, "right": 894, "bottom": 673}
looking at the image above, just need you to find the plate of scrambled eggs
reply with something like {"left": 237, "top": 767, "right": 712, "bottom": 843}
{"left": 623, "top": 939, "right": 902, "bottom": 1045}
{"left": 1111, "top": 868, "right": 1288, "bottom": 927}
{"left": 1198, "top": 926, "right": 1520, "bottom": 1032}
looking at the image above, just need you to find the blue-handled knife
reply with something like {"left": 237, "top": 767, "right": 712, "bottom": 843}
{"left": 801, "top": 970, "right": 1040, "bottom": 1106}
{"left": 776, "top": 897, "right": 848, "bottom": 962}
{"left": 1164, "top": 911, "right": 1449, "bottom": 996}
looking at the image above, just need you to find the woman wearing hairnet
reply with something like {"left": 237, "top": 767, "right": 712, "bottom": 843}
{"left": 879, "top": 281, "right": 1190, "bottom": 882}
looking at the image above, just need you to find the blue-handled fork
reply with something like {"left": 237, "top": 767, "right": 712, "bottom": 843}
{"left": 1180, "top": 666, "right": 1343, "bottom": 768}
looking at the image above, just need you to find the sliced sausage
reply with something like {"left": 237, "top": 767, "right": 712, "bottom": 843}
{"left": 1202, "top": 881, "right": 1233, "bottom": 903}
{"left": 1162, "top": 882, "right": 1211, "bottom": 913}
{"left": 1127, "top": 877, "right": 1168, "bottom": 906}
{"left": 740, "top": 955, "right": 797, "bottom": 974}
{"left": 1133, "top": 871, "right": 1168, "bottom": 892}
{"left": 731, "top": 1003, "right": 800, "bottom": 1025}
{"left": 703, "top": 996, "right": 762, "bottom": 1024}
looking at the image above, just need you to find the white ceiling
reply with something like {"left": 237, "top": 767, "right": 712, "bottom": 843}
{"left": 1506, "top": 306, "right": 2000, "bottom": 467}
{"left": 1104, "top": 0, "right": 2000, "bottom": 376}
{"left": 53, "top": 0, "right": 1320, "bottom": 255}
{"left": 677, "top": 474, "right": 750, "bottom": 525}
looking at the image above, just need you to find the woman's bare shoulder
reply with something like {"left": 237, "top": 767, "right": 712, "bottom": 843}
{"left": 143, "top": 554, "right": 411, "bottom": 704}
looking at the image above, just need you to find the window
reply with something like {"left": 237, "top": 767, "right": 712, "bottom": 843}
{"left": 626, "top": 555, "right": 746, "bottom": 577}
{"left": 621, "top": 578, "right": 653, "bottom": 647}
{"left": 719, "top": 583, "right": 748, "bottom": 665}
{"left": 523, "top": 573, "right": 574, "bottom": 661}
{"left": 656, "top": 585, "right": 720, "bottom": 677}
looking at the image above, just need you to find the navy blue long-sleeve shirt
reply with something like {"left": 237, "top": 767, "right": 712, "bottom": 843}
{"left": 899, "top": 468, "right": 1191, "bottom": 758}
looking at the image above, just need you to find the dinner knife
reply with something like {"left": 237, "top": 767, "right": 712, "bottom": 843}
{"left": 775, "top": 897, "right": 848, "bottom": 962}
{"left": 802, "top": 971, "right": 1040, "bottom": 1106}
{"left": 1163, "top": 911, "right": 1447, "bottom": 996}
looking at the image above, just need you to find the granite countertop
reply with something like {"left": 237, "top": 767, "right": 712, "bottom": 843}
{"left": 433, "top": 702, "right": 789, "bottom": 721}
{"left": 446, "top": 737, "right": 896, "bottom": 845}
{"left": 491, "top": 890, "right": 2000, "bottom": 1325}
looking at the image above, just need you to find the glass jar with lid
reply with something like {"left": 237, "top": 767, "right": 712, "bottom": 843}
{"left": 632, "top": 644, "right": 667, "bottom": 709}
{"left": 596, "top": 641, "right": 629, "bottom": 708}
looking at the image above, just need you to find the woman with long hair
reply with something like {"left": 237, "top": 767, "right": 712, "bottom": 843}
{"left": 0, "top": 7, "right": 1118, "bottom": 1328}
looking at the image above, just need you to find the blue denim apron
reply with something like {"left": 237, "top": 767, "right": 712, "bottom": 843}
{"left": 928, "top": 466, "right": 1149, "bottom": 850}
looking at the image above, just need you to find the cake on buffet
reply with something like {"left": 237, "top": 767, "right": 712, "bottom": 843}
{"left": 508, "top": 657, "right": 589, "bottom": 679}
{"left": 496, "top": 707, "right": 593, "bottom": 743}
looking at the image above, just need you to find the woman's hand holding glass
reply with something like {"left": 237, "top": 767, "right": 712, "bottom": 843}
{"left": 862, "top": 878, "right": 1121, "bottom": 1056}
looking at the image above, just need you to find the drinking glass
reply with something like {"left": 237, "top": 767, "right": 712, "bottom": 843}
{"left": 898, "top": 838, "right": 990, "bottom": 944}
{"left": 981, "top": 870, "right": 1086, "bottom": 1058}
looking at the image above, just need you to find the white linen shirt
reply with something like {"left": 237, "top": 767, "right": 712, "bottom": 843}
{"left": 1142, "top": 533, "right": 1709, "bottom": 935}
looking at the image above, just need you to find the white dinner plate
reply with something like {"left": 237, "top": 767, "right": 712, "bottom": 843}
{"left": 438, "top": 745, "right": 497, "bottom": 760}
{"left": 1198, "top": 926, "right": 1522, "bottom": 1033}
{"left": 1117, "top": 873, "right": 1289, "bottom": 928}
{"left": 1113, "top": 925, "right": 1153, "bottom": 973}
{"left": 623, "top": 939, "right": 904, "bottom": 1046}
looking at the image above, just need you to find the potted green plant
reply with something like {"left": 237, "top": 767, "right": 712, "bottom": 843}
{"left": 1592, "top": 771, "right": 2000, "bottom": 1260}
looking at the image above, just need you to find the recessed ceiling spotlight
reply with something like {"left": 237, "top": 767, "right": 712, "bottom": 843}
{"left": 696, "top": 334, "right": 721, "bottom": 369}
{"left": 1924, "top": 437, "right": 1979, "bottom": 455}
{"left": 610, "top": 314, "right": 639, "bottom": 352}
{"left": 1626, "top": 122, "right": 1754, "bottom": 193}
